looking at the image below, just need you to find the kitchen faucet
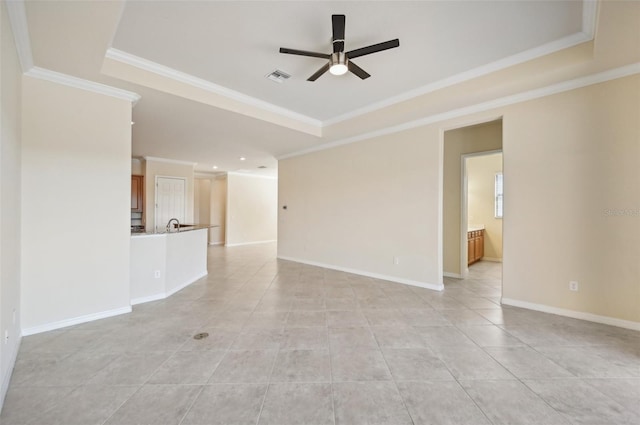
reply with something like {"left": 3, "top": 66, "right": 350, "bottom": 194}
{"left": 166, "top": 218, "right": 180, "bottom": 232}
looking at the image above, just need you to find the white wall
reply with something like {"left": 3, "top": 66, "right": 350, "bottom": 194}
{"left": 21, "top": 76, "right": 133, "bottom": 334}
{"left": 278, "top": 74, "right": 640, "bottom": 325}
{"left": 226, "top": 173, "right": 277, "bottom": 246}
{"left": 129, "top": 235, "right": 166, "bottom": 304}
{"left": 130, "top": 229, "right": 207, "bottom": 304}
{"left": 0, "top": 0, "right": 23, "bottom": 407}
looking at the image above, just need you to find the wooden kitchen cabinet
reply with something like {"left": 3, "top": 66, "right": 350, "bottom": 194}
{"left": 467, "top": 229, "right": 484, "bottom": 265}
{"left": 131, "top": 175, "right": 144, "bottom": 213}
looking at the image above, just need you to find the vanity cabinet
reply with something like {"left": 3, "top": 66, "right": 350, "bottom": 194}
{"left": 131, "top": 175, "right": 144, "bottom": 213}
{"left": 467, "top": 229, "right": 484, "bottom": 265}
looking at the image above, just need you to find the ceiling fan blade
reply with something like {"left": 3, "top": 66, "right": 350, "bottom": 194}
{"left": 346, "top": 39, "right": 399, "bottom": 59}
{"left": 348, "top": 61, "right": 370, "bottom": 80}
{"left": 279, "top": 47, "right": 330, "bottom": 59}
{"left": 332, "top": 14, "right": 345, "bottom": 53}
{"left": 307, "top": 63, "right": 330, "bottom": 81}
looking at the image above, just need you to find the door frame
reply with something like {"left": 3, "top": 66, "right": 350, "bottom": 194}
{"left": 154, "top": 175, "right": 187, "bottom": 232}
{"left": 460, "top": 149, "right": 503, "bottom": 278}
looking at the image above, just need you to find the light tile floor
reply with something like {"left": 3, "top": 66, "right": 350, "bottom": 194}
{"left": 2, "top": 243, "right": 639, "bottom": 424}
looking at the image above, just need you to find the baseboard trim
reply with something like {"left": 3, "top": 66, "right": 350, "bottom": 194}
{"left": 166, "top": 271, "right": 208, "bottom": 298}
{"left": 131, "top": 271, "right": 208, "bottom": 306}
{"left": 501, "top": 298, "right": 640, "bottom": 331}
{"left": 443, "top": 272, "right": 464, "bottom": 279}
{"left": 208, "top": 241, "right": 224, "bottom": 246}
{"left": 225, "top": 240, "right": 277, "bottom": 247}
{"left": 22, "top": 306, "right": 132, "bottom": 336}
{"left": 278, "top": 255, "right": 443, "bottom": 291}
{"left": 0, "top": 334, "right": 21, "bottom": 412}
{"left": 130, "top": 293, "right": 165, "bottom": 306}
{"left": 481, "top": 257, "right": 503, "bottom": 263}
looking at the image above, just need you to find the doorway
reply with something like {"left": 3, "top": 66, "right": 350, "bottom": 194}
{"left": 155, "top": 176, "right": 186, "bottom": 231}
{"left": 463, "top": 151, "right": 503, "bottom": 275}
{"left": 442, "top": 119, "right": 503, "bottom": 287}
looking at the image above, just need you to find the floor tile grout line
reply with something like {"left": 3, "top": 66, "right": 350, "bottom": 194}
{"left": 253, "top": 327, "right": 283, "bottom": 425}
{"left": 176, "top": 384, "right": 206, "bottom": 425}
{"left": 370, "top": 315, "right": 417, "bottom": 425}
{"left": 447, "top": 273, "right": 587, "bottom": 425}
{"left": 326, "top": 323, "right": 337, "bottom": 425}
{"left": 99, "top": 383, "right": 146, "bottom": 425}
{"left": 8, "top": 252, "right": 640, "bottom": 424}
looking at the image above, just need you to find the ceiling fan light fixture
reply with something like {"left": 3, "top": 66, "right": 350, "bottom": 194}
{"left": 329, "top": 52, "right": 348, "bottom": 76}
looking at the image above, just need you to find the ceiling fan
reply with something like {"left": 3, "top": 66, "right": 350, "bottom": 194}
{"left": 279, "top": 14, "right": 400, "bottom": 81}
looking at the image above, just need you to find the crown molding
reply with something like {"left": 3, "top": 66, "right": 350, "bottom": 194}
{"left": 194, "top": 172, "right": 226, "bottom": 179}
{"left": 5, "top": 0, "right": 140, "bottom": 105}
{"left": 278, "top": 62, "right": 640, "bottom": 161}
{"left": 5, "top": 0, "right": 34, "bottom": 71}
{"left": 227, "top": 171, "right": 277, "bottom": 180}
{"left": 322, "top": 32, "right": 593, "bottom": 127}
{"left": 103, "top": 1, "right": 597, "bottom": 130}
{"left": 144, "top": 156, "right": 197, "bottom": 166}
{"left": 323, "top": 0, "right": 599, "bottom": 127}
{"left": 105, "top": 48, "right": 322, "bottom": 128}
{"left": 24, "top": 67, "right": 141, "bottom": 104}
{"left": 7, "top": 0, "right": 600, "bottom": 133}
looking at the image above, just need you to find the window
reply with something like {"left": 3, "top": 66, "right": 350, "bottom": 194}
{"left": 495, "top": 173, "right": 503, "bottom": 218}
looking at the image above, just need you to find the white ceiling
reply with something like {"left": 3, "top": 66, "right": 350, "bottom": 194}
{"left": 20, "top": 0, "right": 588, "bottom": 176}
{"left": 112, "top": 1, "right": 582, "bottom": 121}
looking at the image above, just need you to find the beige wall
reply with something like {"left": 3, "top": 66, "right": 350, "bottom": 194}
{"left": 131, "top": 157, "right": 144, "bottom": 175}
{"left": 194, "top": 178, "right": 210, "bottom": 225}
{"left": 21, "top": 76, "right": 132, "bottom": 332}
{"left": 444, "top": 121, "right": 503, "bottom": 276}
{"left": 194, "top": 178, "right": 211, "bottom": 242}
{"left": 210, "top": 176, "right": 227, "bottom": 244}
{"left": 279, "top": 126, "right": 442, "bottom": 289}
{"left": 0, "top": 0, "right": 23, "bottom": 405}
{"left": 467, "top": 153, "right": 503, "bottom": 261}
{"left": 226, "top": 173, "right": 277, "bottom": 246}
{"left": 144, "top": 159, "right": 194, "bottom": 231}
{"left": 502, "top": 75, "right": 639, "bottom": 323}
{"left": 278, "top": 74, "right": 640, "bottom": 324}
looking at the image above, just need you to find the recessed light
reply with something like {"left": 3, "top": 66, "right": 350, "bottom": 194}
{"left": 212, "top": 165, "right": 218, "bottom": 169}
{"left": 131, "top": 121, "right": 135, "bottom": 125}
{"left": 239, "top": 157, "right": 246, "bottom": 161}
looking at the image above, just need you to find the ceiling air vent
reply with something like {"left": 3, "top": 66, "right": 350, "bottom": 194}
{"left": 258, "top": 166, "right": 267, "bottom": 169}
{"left": 266, "top": 69, "right": 291, "bottom": 83}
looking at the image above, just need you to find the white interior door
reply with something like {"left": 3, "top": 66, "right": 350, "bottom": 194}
{"left": 155, "top": 177, "right": 186, "bottom": 231}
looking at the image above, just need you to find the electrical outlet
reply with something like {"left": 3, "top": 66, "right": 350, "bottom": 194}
{"left": 569, "top": 281, "right": 579, "bottom": 291}
{"left": 154, "top": 270, "right": 161, "bottom": 279}
{"left": 393, "top": 256, "right": 400, "bottom": 265}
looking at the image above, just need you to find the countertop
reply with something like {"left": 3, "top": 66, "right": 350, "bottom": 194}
{"left": 468, "top": 225, "right": 485, "bottom": 232}
{"left": 131, "top": 224, "right": 219, "bottom": 237}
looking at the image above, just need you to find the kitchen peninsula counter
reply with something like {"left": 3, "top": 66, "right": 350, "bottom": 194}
{"left": 131, "top": 224, "right": 219, "bottom": 236}
{"left": 130, "top": 225, "right": 217, "bottom": 305}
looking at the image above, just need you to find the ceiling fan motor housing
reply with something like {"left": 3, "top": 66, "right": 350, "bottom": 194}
{"left": 330, "top": 52, "right": 348, "bottom": 75}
